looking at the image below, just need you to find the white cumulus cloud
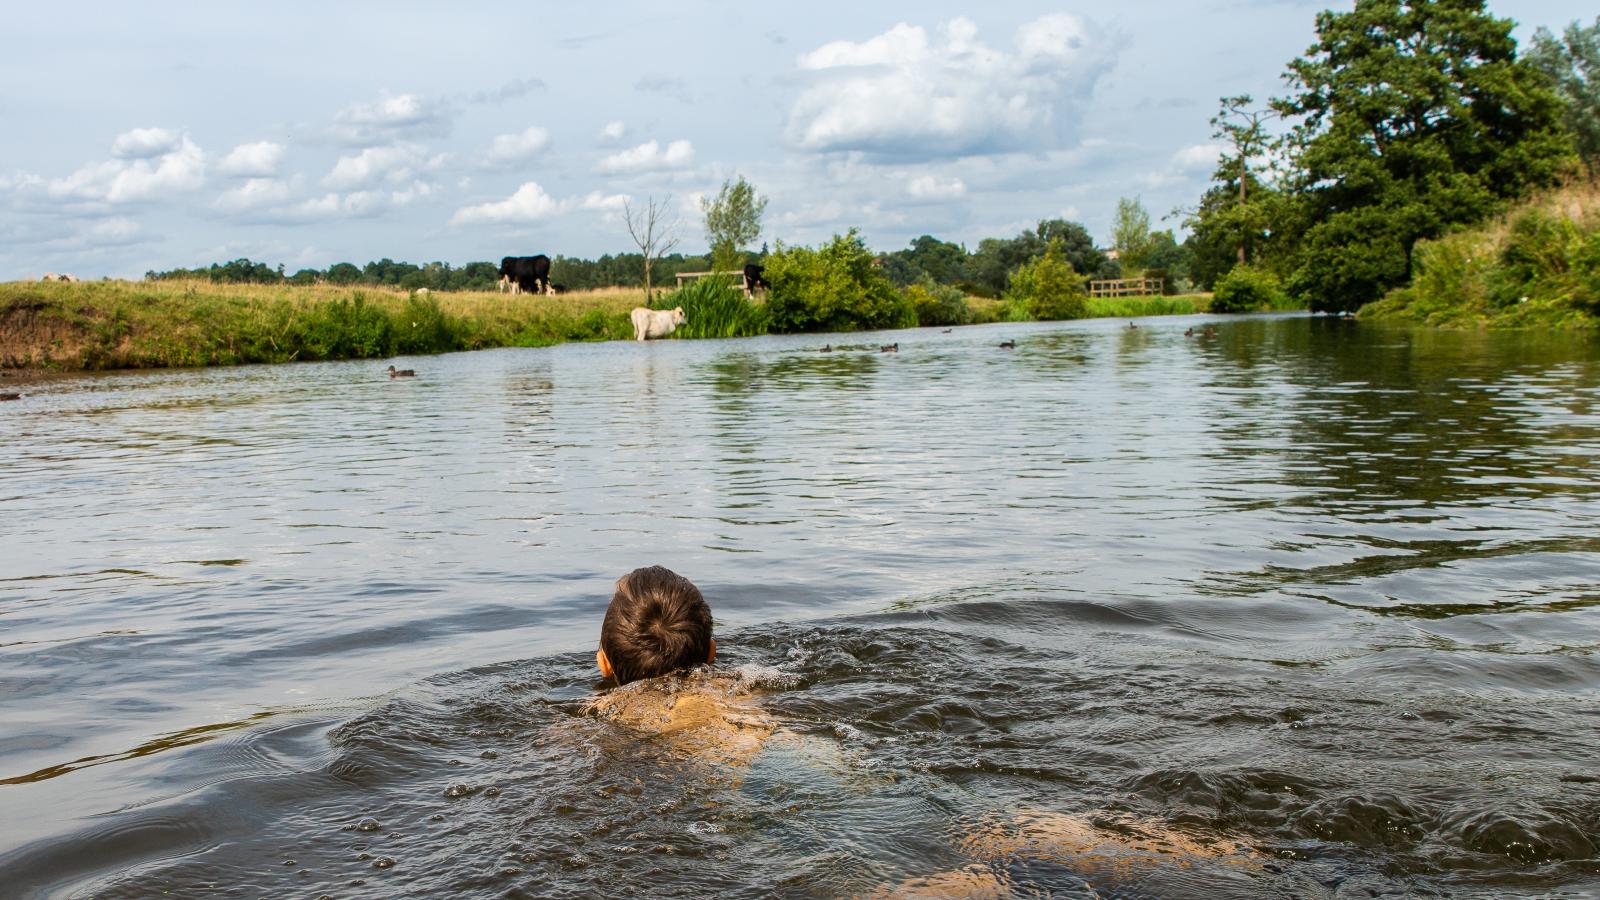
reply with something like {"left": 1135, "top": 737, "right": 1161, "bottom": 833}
{"left": 787, "top": 14, "right": 1114, "bottom": 159}
{"left": 578, "top": 190, "right": 629, "bottom": 211}
{"left": 485, "top": 126, "right": 551, "bottom": 165}
{"left": 213, "top": 177, "right": 293, "bottom": 212}
{"left": 50, "top": 135, "right": 206, "bottom": 203}
{"left": 323, "top": 144, "right": 442, "bottom": 190}
{"left": 1172, "top": 143, "right": 1224, "bottom": 174}
{"left": 330, "top": 92, "right": 452, "bottom": 146}
{"left": 598, "top": 120, "right": 627, "bottom": 143}
{"left": 596, "top": 139, "right": 694, "bottom": 174}
{"left": 906, "top": 174, "right": 966, "bottom": 199}
{"left": 111, "top": 127, "right": 182, "bottom": 159}
{"left": 450, "top": 181, "right": 561, "bottom": 225}
{"left": 217, "top": 141, "right": 286, "bottom": 177}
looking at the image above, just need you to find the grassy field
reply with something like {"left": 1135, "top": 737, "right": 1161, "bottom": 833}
{"left": 1, "top": 279, "right": 1220, "bottom": 371}
{"left": 0, "top": 280, "right": 651, "bottom": 370}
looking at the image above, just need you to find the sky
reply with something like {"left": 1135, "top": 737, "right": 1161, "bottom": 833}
{"left": 0, "top": 0, "right": 1591, "bottom": 280}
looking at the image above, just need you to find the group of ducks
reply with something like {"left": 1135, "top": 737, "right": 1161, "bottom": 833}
{"left": 381, "top": 322, "right": 1217, "bottom": 378}
{"left": 817, "top": 339, "right": 1018, "bottom": 354}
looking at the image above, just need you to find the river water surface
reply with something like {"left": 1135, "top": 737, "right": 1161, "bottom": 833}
{"left": 2, "top": 314, "right": 1599, "bottom": 897}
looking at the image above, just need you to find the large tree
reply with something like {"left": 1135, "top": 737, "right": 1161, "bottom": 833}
{"left": 1529, "top": 17, "right": 1600, "bottom": 173}
{"left": 1110, "top": 197, "right": 1152, "bottom": 274}
{"left": 701, "top": 176, "right": 767, "bottom": 273}
{"left": 1274, "top": 0, "right": 1571, "bottom": 312}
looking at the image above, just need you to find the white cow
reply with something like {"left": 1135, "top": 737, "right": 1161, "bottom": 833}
{"left": 632, "top": 306, "right": 686, "bottom": 341}
{"left": 41, "top": 273, "right": 61, "bottom": 282}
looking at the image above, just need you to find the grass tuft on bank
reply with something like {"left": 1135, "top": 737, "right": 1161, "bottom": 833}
{"left": 1362, "top": 180, "right": 1600, "bottom": 329}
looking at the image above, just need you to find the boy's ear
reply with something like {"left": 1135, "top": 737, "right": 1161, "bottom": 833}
{"left": 597, "top": 648, "right": 614, "bottom": 680}
{"left": 708, "top": 638, "right": 716, "bottom": 664}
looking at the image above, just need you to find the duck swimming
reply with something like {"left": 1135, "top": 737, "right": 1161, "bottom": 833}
{"left": 0, "top": 392, "right": 20, "bottom": 402}
{"left": 387, "top": 365, "right": 416, "bottom": 378}
{"left": 998, "top": 340, "right": 1016, "bottom": 349}
{"left": 819, "top": 344, "right": 833, "bottom": 353}
{"left": 880, "top": 343, "right": 898, "bottom": 353}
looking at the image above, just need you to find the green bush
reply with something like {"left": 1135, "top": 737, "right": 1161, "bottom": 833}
{"left": 395, "top": 294, "right": 462, "bottom": 354}
{"left": 656, "top": 276, "right": 769, "bottom": 338}
{"left": 1004, "top": 239, "right": 1087, "bottom": 320}
{"left": 904, "top": 280, "right": 970, "bottom": 327}
{"left": 1212, "top": 265, "right": 1287, "bottom": 313}
{"left": 288, "top": 293, "right": 396, "bottom": 359}
{"left": 1490, "top": 209, "right": 1580, "bottom": 308}
{"left": 763, "top": 230, "right": 916, "bottom": 333}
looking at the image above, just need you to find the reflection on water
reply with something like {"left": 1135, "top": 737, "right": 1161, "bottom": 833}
{"left": 2, "top": 315, "right": 1599, "bottom": 896}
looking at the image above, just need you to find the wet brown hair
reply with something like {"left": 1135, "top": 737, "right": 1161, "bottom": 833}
{"left": 600, "top": 566, "right": 713, "bottom": 685}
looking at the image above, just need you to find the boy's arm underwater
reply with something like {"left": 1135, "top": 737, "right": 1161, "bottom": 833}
{"left": 878, "top": 809, "right": 1263, "bottom": 897}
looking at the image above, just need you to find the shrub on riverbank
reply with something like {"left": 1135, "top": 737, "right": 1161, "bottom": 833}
{"left": 904, "top": 280, "right": 971, "bottom": 327}
{"left": 1363, "top": 181, "right": 1600, "bottom": 328}
{"left": 1211, "top": 265, "right": 1289, "bottom": 313}
{"left": 763, "top": 231, "right": 916, "bottom": 333}
{"left": 1004, "top": 239, "right": 1088, "bottom": 320}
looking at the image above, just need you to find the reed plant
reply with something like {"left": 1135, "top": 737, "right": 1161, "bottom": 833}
{"left": 1085, "top": 295, "right": 1206, "bottom": 317}
{"left": 654, "top": 277, "right": 769, "bottom": 338}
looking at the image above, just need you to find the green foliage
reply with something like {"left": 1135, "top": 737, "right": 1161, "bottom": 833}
{"left": 657, "top": 277, "right": 770, "bottom": 338}
{"left": 763, "top": 230, "right": 916, "bottom": 333}
{"left": 290, "top": 293, "right": 396, "bottom": 359}
{"left": 1212, "top": 265, "right": 1288, "bottom": 313}
{"left": 395, "top": 295, "right": 462, "bottom": 354}
{"left": 969, "top": 219, "right": 1114, "bottom": 295}
{"left": 1111, "top": 197, "right": 1153, "bottom": 272}
{"left": 1273, "top": 0, "right": 1574, "bottom": 313}
{"left": 1085, "top": 295, "right": 1205, "bottom": 318}
{"left": 1004, "top": 239, "right": 1088, "bottom": 320}
{"left": 881, "top": 235, "right": 970, "bottom": 287}
{"left": 1529, "top": 17, "right": 1600, "bottom": 173}
{"left": 903, "top": 280, "right": 970, "bottom": 327}
{"left": 702, "top": 176, "right": 767, "bottom": 273}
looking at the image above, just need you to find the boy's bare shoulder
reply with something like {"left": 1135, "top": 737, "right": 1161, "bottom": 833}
{"left": 584, "top": 667, "right": 789, "bottom": 766}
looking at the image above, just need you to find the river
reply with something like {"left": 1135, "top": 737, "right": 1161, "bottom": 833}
{"left": 2, "top": 314, "right": 1598, "bottom": 897}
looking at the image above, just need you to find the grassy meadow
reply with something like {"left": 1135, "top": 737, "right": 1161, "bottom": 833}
{"left": 1, "top": 277, "right": 1218, "bottom": 372}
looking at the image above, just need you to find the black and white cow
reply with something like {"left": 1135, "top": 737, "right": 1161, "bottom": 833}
{"left": 743, "top": 263, "right": 769, "bottom": 296}
{"left": 499, "top": 255, "right": 552, "bottom": 296}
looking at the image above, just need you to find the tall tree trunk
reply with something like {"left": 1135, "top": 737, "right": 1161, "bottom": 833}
{"left": 1237, "top": 156, "right": 1248, "bottom": 266}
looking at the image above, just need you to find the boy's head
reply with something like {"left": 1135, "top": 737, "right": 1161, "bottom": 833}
{"left": 597, "top": 566, "right": 715, "bottom": 685}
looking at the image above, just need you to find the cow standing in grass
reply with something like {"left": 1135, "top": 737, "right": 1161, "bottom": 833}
{"left": 499, "top": 255, "right": 552, "bottom": 296}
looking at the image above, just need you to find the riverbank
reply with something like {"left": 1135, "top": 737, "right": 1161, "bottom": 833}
{"left": 1361, "top": 180, "right": 1600, "bottom": 329}
{"left": 0, "top": 279, "right": 1218, "bottom": 372}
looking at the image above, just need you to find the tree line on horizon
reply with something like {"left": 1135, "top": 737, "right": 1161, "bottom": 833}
{"left": 142, "top": 207, "right": 1194, "bottom": 298}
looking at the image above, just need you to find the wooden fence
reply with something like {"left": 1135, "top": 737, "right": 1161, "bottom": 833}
{"left": 1088, "top": 277, "right": 1164, "bottom": 297}
{"left": 674, "top": 270, "right": 759, "bottom": 295}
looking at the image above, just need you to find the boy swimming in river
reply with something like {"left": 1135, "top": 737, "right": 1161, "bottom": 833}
{"left": 586, "top": 565, "right": 778, "bottom": 766}
{"left": 585, "top": 567, "right": 1262, "bottom": 893}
